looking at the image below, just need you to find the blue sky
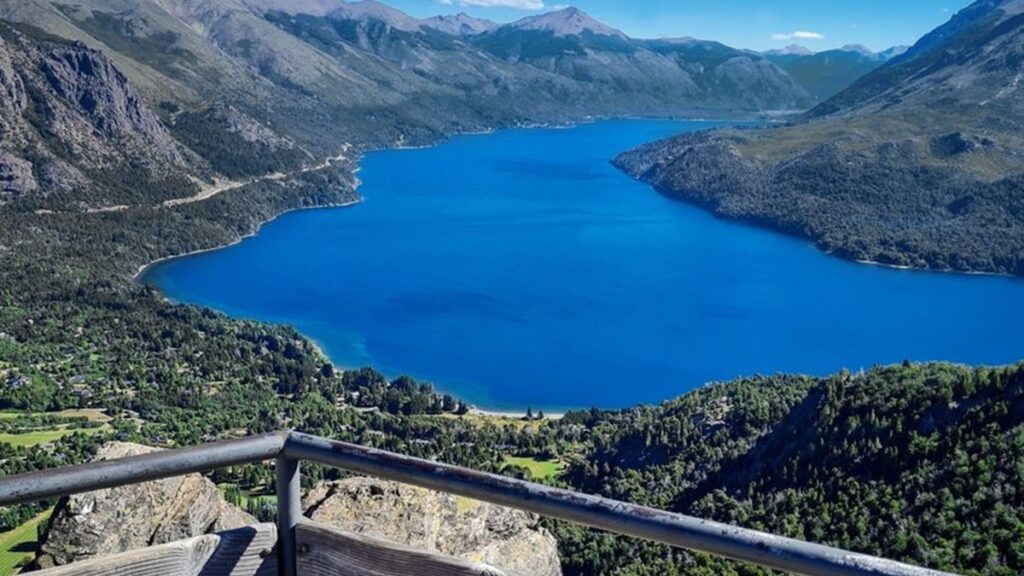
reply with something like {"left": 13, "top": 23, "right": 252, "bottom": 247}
{"left": 385, "top": 0, "right": 972, "bottom": 52}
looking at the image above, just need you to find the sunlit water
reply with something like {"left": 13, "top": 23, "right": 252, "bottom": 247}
{"left": 143, "top": 120, "right": 1024, "bottom": 410}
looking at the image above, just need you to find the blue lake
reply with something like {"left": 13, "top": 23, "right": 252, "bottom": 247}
{"left": 143, "top": 120, "right": 1024, "bottom": 411}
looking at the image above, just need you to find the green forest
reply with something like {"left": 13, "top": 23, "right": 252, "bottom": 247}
{"left": 0, "top": 4, "right": 1021, "bottom": 574}
{"left": 0, "top": 110, "right": 1019, "bottom": 573}
{"left": 0, "top": 263, "right": 1020, "bottom": 575}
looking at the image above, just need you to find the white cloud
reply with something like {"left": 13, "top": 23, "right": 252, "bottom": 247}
{"left": 771, "top": 30, "right": 826, "bottom": 41}
{"left": 438, "top": 0, "right": 546, "bottom": 9}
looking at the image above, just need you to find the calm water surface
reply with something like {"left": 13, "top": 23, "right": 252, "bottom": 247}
{"left": 143, "top": 120, "right": 1024, "bottom": 410}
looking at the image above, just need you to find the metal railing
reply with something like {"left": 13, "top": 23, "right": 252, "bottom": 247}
{"left": 0, "top": 431, "right": 955, "bottom": 576}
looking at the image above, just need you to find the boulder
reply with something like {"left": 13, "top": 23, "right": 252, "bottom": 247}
{"left": 36, "top": 442, "right": 254, "bottom": 569}
{"left": 305, "top": 477, "right": 562, "bottom": 576}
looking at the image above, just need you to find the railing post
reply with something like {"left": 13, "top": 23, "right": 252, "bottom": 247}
{"left": 275, "top": 455, "right": 300, "bottom": 576}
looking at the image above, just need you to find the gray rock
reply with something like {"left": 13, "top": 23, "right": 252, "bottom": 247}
{"left": 0, "top": 23, "right": 200, "bottom": 208}
{"left": 0, "top": 34, "right": 27, "bottom": 132}
{"left": 305, "top": 477, "right": 562, "bottom": 576}
{"left": 36, "top": 442, "right": 254, "bottom": 569}
{"left": 37, "top": 43, "right": 185, "bottom": 164}
{"left": 0, "top": 152, "right": 36, "bottom": 196}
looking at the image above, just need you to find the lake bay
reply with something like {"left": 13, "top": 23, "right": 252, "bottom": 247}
{"left": 142, "top": 120, "right": 1024, "bottom": 410}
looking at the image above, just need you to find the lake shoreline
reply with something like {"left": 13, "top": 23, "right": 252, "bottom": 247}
{"left": 137, "top": 119, "right": 1024, "bottom": 414}
{"left": 853, "top": 258, "right": 1016, "bottom": 279}
{"left": 469, "top": 408, "right": 565, "bottom": 420}
{"left": 639, "top": 182, "right": 1022, "bottom": 282}
{"left": 133, "top": 200, "right": 363, "bottom": 282}
{"left": 132, "top": 114, "right": 759, "bottom": 285}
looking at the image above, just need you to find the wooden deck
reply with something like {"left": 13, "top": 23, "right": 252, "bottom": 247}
{"left": 34, "top": 521, "right": 509, "bottom": 576}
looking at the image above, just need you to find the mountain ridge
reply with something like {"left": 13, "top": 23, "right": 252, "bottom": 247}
{"left": 0, "top": 22, "right": 201, "bottom": 209}
{"left": 502, "top": 7, "right": 627, "bottom": 39}
{"left": 0, "top": 0, "right": 818, "bottom": 213}
{"left": 0, "top": 3, "right": 1019, "bottom": 576}
{"left": 763, "top": 43, "right": 909, "bottom": 101}
{"left": 616, "top": 0, "right": 1024, "bottom": 276}
{"left": 812, "top": 0, "right": 1024, "bottom": 117}
{"left": 421, "top": 12, "right": 497, "bottom": 36}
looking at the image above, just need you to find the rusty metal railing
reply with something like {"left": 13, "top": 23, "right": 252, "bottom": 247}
{"left": 0, "top": 431, "right": 956, "bottom": 576}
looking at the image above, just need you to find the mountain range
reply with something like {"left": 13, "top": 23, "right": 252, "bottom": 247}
{"left": 2, "top": 0, "right": 1019, "bottom": 269}
{"left": 616, "top": 0, "right": 1024, "bottom": 276}
{"left": 763, "top": 44, "right": 909, "bottom": 100}
{"left": 0, "top": 3, "right": 1022, "bottom": 575}
{"left": 0, "top": 0, "right": 818, "bottom": 211}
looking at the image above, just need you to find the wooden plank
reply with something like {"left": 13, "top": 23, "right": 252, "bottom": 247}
{"left": 29, "top": 519, "right": 512, "bottom": 575}
{"left": 34, "top": 524, "right": 277, "bottom": 576}
{"left": 33, "top": 536, "right": 219, "bottom": 576}
{"left": 198, "top": 524, "right": 277, "bottom": 576}
{"left": 296, "top": 520, "right": 509, "bottom": 576}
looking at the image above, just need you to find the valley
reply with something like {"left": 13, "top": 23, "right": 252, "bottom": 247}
{"left": 142, "top": 120, "right": 1024, "bottom": 411}
{"left": 0, "top": 0, "right": 1020, "bottom": 575}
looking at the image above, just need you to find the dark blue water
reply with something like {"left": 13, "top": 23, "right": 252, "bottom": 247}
{"left": 143, "top": 120, "right": 1024, "bottom": 410}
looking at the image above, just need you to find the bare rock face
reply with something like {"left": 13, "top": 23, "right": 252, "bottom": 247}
{"left": 35, "top": 42, "right": 186, "bottom": 166}
{"left": 0, "top": 152, "right": 36, "bottom": 196}
{"left": 305, "top": 477, "right": 562, "bottom": 576}
{"left": 36, "top": 442, "right": 254, "bottom": 569}
{"left": 0, "top": 34, "right": 27, "bottom": 134}
{"left": 0, "top": 23, "right": 198, "bottom": 207}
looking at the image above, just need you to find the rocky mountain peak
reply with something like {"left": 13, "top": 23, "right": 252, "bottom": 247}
{"left": 839, "top": 43, "right": 875, "bottom": 56}
{"left": 878, "top": 45, "right": 910, "bottom": 59}
{"left": 506, "top": 6, "right": 627, "bottom": 38}
{"left": 421, "top": 12, "right": 498, "bottom": 36}
{"left": 41, "top": 43, "right": 165, "bottom": 140}
{"left": 811, "top": 0, "right": 1024, "bottom": 117}
{"left": 242, "top": 0, "right": 345, "bottom": 16}
{"left": 653, "top": 36, "right": 699, "bottom": 45}
{"left": 327, "top": 0, "right": 423, "bottom": 31}
{"left": 901, "top": 0, "right": 1024, "bottom": 59}
{"left": 767, "top": 44, "right": 814, "bottom": 56}
{"left": 0, "top": 23, "right": 195, "bottom": 207}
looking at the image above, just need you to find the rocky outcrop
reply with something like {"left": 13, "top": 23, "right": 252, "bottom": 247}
{"left": 36, "top": 442, "right": 253, "bottom": 569}
{"left": 38, "top": 45, "right": 179, "bottom": 156}
{"left": 0, "top": 33, "right": 27, "bottom": 136}
{"left": 305, "top": 477, "right": 562, "bottom": 576}
{"left": 0, "top": 151, "right": 36, "bottom": 196}
{"left": 0, "top": 23, "right": 198, "bottom": 207}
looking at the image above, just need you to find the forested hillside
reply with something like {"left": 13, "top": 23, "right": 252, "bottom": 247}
{"left": 0, "top": 0, "right": 809, "bottom": 214}
{"left": 617, "top": 0, "right": 1024, "bottom": 276}
{"left": 552, "top": 363, "right": 1023, "bottom": 575}
{"left": 763, "top": 45, "right": 906, "bottom": 101}
{"left": 0, "top": 1, "right": 1020, "bottom": 575}
{"left": 2, "top": 288, "right": 1020, "bottom": 575}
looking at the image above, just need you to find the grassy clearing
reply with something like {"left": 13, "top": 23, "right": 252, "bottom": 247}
{"left": 0, "top": 425, "right": 107, "bottom": 448}
{"left": 0, "top": 409, "right": 111, "bottom": 448}
{"left": 52, "top": 409, "right": 111, "bottom": 423}
{"left": 502, "top": 456, "right": 565, "bottom": 480}
{"left": 435, "top": 413, "right": 549, "bottom": 432}
{"left": 0, "top": 409, "right": 110, "bottom": 422}
{"left": 0, "top": 509, "right": 51, "bottom": 576}
{"left": 218, "top": 484, "right": 277, "bottom": 509}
